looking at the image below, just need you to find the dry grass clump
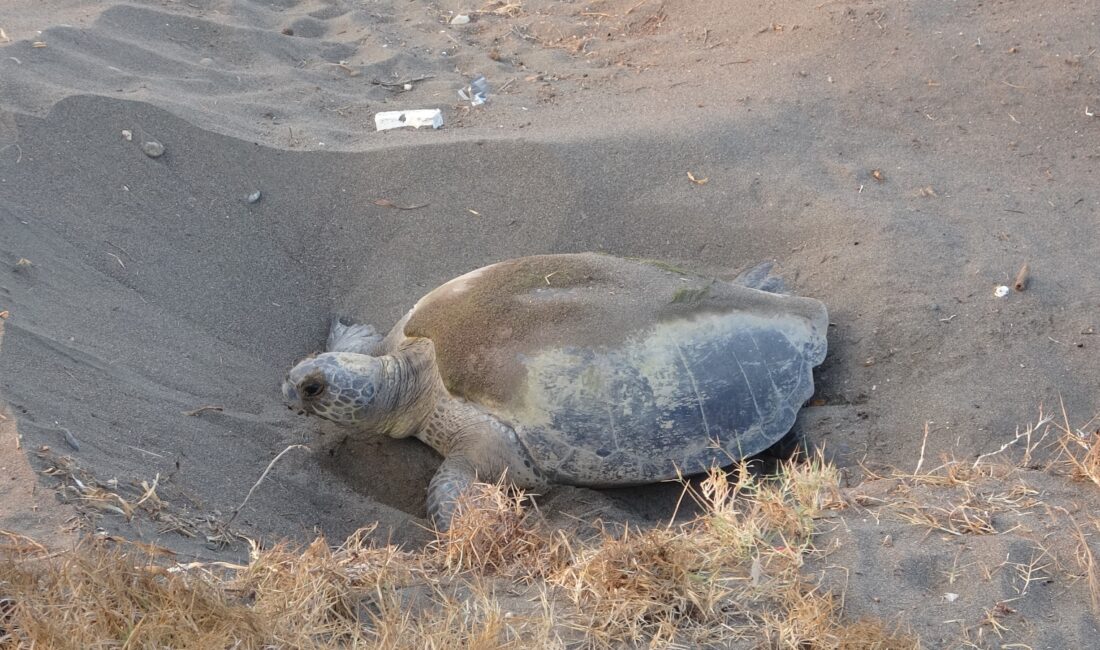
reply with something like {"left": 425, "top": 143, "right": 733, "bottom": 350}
{"left": 555, "top": 525, "right": 728, "bottom": 645}
{"left": 428, "top": 479, "right": 559, "bottom": 576}
{"left": 835, "top": 619, "right": 921, "bottom": 650}
{"left": 858, "top": 406, "right": 1100, "bottom": 632}
{"left": 888, "top": 484, "right": 1001, "bottom": 537}
{"left": 552, "top": 458, "right": 876, "bottom": 648}
{"left": 0, "top": 454, "right": 924, "bottom": 649}
{"left": 1048, "top": 405, "right": 1100, "bottom": 486}
{"left": 229, "top": 536, "right": 384, "bottom": 646}
{"left": 0, "top": 538, "right": 263, "bottom": 649}
{"left": 876, "top": 408, "right": 1100, "bottom": 540}
{"left": 367, "top": 580, "right": 564, "bottom": 649}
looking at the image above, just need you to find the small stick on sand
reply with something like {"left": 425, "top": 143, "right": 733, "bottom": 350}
{"left": 121, "top": 443, "right": 164, "bottom": 459}
{"left": 370, "top": 74, "right": 434, "bottom": 88}
{"left": 182, "top": 405, "right": 224, "bottom": 416}
{"left": 915, "top": 422, "right": 930, "bottom": 474}
{"left": 1014, "top": 263, "right": 1030, "bottom": 292}
{"left": 373, "top": 198, "right": 428, "bottom": 210}
{"left": 226, "top": 444, "right": 309, "bottom": 528}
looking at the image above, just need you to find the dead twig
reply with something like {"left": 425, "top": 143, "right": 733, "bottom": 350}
{"left": 370, "top": 75, "right": 434, "bottom": 88}
{"left": 973, "top": 414, "right": 1053, "bottom": 468}
{"left": 373, "top": 199, "right": 429, "bottom": 210}
{"left": 225, "top": 444, "right": 309, "bottom": 528}
{"left": 915, "top": 422, "right": 930, "bottom": 474}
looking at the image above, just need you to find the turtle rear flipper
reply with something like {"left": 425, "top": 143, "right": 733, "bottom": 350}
{"left": 734, "top": 261, "right": 787, "bottom": 294}
{"left": 327, "top": 318, "right": 383, "bottom": 355}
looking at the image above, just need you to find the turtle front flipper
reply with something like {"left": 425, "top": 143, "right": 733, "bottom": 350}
{"left": 427, "top": 455, "right": 478, "bottom": 532}
{"left": 327, "top": 318, "right": 383, "bottom": 355}
{"left": 733, "top": 261, "right": 787, "bottom": 294}
{"left": 418, "top": 399, "right": 549, "bottom": 532}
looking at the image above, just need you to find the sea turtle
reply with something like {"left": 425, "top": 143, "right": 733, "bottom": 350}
{"left": 282, "top": 254, "right": 828, "bottom": 530}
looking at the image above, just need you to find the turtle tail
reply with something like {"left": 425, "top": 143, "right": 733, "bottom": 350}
{"left": 734, "top": 261, "right": 787, "bottom": 294}
{"left": 327, "top": 318, "right": 384, "bottom": 355}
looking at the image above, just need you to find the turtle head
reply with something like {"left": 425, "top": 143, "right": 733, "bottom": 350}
{"left": 282, "top": 353, "right": 383, "bottom": 426}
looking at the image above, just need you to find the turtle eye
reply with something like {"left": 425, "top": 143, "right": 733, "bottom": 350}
{"left": 301, "top": 379, "right": 325, "bottom": 398}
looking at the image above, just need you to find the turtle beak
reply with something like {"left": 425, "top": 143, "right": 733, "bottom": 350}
{"left": 282, "top": 380, "right": 303, "bottom": 411}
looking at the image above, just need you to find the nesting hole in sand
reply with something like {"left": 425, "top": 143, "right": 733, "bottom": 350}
{"left": 2, "top": 95, "right": 849, "bottom": 553}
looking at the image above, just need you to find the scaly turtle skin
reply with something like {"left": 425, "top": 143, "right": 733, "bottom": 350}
{"left": 282, "top": 254, "right": 828, "bottom": 530}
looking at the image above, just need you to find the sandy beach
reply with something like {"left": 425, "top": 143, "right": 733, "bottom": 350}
{"left": 2, "top": 1, "right": 1099, "bottom": 646}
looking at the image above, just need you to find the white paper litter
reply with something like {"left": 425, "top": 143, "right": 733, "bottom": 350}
{"left": 374, "top": 109, "right": 443, "bottom": 131}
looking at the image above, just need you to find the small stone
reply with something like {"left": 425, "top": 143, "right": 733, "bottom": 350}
{"left": 993, "top": 285, "right": 1010, "bottom": 298}
{"left": 247, "top": 191, "right": 262, "bottom": 204}
{"left": 450, "top": 14, "right": 471, "bottom": 25}
{"left": 142, "top": 140, "right": 165, "bottom": 158}
{"left": 403, "top": 83, "right": 413, "bottom": 90}
{"left": 199, "top": 57, "right": 214, "bottom": 66}
{"left": 121, "top": 129, "right": 132, "bottom": 141}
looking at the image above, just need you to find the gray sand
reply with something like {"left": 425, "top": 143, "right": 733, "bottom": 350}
{"left": 1, "top": 1, "right": 1098, "bottom": 643}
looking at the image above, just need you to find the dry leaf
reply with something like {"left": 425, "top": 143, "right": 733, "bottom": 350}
{"left": 687, "top": 171, "right": 709, "bottom": 185}
{"left": 0, "top": 310, "right": 9, "bottom": 319}
{"left": 871, "top": 169, "right": 885, "bottom": 182}
{"left": 32, "top": 41, "right": 47, "bottom": 48}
